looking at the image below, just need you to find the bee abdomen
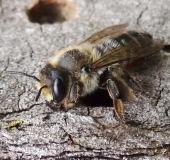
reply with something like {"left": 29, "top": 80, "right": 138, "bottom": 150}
{"left": 126, "top": 31, "right": 153, "bottom": 47}
{"left": 96, "top": 31, "right": 153, "bottom": 56}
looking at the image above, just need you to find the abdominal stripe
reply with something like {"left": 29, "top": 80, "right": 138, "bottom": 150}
{"left": 96, "top": 33, "right": 134, "bottom": 56}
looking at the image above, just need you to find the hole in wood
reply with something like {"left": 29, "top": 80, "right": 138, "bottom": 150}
{"left": 80, "top": 89, "right": 113, "bottom": 107}
{"left": 27, "top": 0, "right": 77, "bottom": 24}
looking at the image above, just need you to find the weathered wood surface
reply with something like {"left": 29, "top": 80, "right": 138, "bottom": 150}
{"left": 0, "top": 0, "right": 170, "bottom": 159}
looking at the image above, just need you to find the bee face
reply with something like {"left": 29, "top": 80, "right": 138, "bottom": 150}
{"left": 39, "top": 64, "right": 69, "bottom": 103}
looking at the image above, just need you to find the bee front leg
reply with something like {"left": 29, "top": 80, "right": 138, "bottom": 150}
{"left": 64, "top": 102, "right": 75, "bottom": 110}
{"left": 64, "top": 81, "right": 81, "bottom": 110}
{"left": 106, "top": 79, "right": 124, "bottom": 121}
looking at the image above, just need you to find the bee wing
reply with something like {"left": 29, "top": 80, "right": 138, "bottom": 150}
{"left": 81, "top": 23, "right": 129, "bottom": 46}
{"left": 90, "top": 38, "right": 163, "bottom": 70}
{"left": 81, "top": 23, "right": 163, "bottom": 70}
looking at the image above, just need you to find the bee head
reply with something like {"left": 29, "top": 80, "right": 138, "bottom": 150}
{"left": 39, "top": 64, "right": 69, "bottom": 103}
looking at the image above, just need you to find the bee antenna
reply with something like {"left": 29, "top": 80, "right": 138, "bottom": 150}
{"left": 35, "top": 85, "right": 47, "bottom": 101}
{"left": 5, "top": 71, "right": 40, "bottom": 82}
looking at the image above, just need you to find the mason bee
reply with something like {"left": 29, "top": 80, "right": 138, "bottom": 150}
{"left": 7, "top": 23, "right": 170, "bottom": 120}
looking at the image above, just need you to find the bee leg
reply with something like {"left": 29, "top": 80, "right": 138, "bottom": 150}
{"left": 110, "top": 70, "right": 137, "bottom": 102}
{"left": 64, "top": 102, "right": 75, "bottom": 110}
{"left": 111, "top": 67, "right": 141, "bottom": 92}
{"left": 64, "top": 81, "right": 82, "bottom": 110}
{"left": 69, "top": 81, "right": 81, "bottom": 103}
{"left": 106, "top": 79, "right": 124, "bottom": 121}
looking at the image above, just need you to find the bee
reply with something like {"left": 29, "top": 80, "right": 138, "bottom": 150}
{"left": 7, "top": 23, "right": 170, "bottom": 120}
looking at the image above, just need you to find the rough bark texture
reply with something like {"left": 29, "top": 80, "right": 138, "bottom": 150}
{"left": 0, "top": 0, "right": 170, "bottom": 159}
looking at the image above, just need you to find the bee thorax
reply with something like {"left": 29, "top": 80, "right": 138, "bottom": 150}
{"left": 80, "top": 73, "right": 99, "bottom": 97}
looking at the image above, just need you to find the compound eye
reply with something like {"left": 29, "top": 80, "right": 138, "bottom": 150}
{"left": 52, "top": 78, "right": 66, "bottom": 103}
